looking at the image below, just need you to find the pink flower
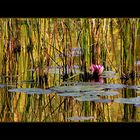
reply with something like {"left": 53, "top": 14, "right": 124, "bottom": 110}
{"left": 90, "top": 64, "right": 104, "bottom": 75}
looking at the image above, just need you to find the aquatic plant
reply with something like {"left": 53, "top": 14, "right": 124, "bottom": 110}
{"left": 90, "top": 64, "right": 104, "bottom": 76}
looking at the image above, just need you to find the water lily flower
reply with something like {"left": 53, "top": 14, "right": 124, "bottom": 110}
{"left": 90, "top": 64, "right": 104, "bottom": 76}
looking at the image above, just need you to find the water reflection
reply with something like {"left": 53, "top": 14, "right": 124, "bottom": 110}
{"left": 1, "top": 18, "right": 140, "bottom": 123}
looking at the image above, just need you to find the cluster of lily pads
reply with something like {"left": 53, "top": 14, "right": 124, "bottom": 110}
{"left": 50, "top": 83, "right": 122, "bottom": 102}
{"left": 51, "top": 82, "right": 140, "bottom": 107}
{"left": 0, "top": 70, "right": 140, "bottom": 107}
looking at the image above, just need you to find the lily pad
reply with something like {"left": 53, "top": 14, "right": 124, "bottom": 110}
{"left": 114, "top": 96, "right": 140, "bottom": 104}
{"left": 127, "top": 85, "right": 140, "bottom": 90}
{"left": 83, "top": 90, "right": 119, "bottom": 96}
{"left": 57, "top": 92, "right": 82, "bottom": 97}
{"left": 104, "top": 84, "right": 126, "bottom": 89}
{"left": 94, "top": 99, "right": 114, "bottom": 103}
{"left": 96, "top": 91, "right": 120, "bottom": 96}
{"left": 135, "top": 104, "right": 140, "bottom": 107}
{"left": 75, "top": 95, "right": 100, "bottom": 101}
{"left": 100, "top": 75, "right": 119, "bottom": 78}
{"left": 8, "top": 88, "right": 53, "bottom": 95}
{"left": 76, "top": 82, "right": 104, "bottom": 86}
{"left": 51, "top": 85, "right": 104, "bottom": 93}
{"left": 0, "top": 84, "right": 16, "bottom": 88}
{"left": 135, "top": 61, "right": 140, "bottom": 66}
{"left": 82, "top": 90, "right": 103, "bottom": 95}
{"left": 67, "top": 116, "right": 94, "bottom": 121}
{"left": 102, "top": 71, "right": 116, "bottom": 75}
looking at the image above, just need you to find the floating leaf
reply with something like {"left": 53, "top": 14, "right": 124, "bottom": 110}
{"left": 96, "top": 91, "right": 120, "bottom": 96}
{"left": 51, "top": 85, "right": 104, "bottom": 93}
{"left": 135, "top": 61, "right": 140, "bottom": 66}
{"left": 0, "top": 84, "right": 8, "bottom": 88}
{"left": 82, "top": 91, "right": 104, "bottom": 96}
{"left": 135, "top": 104, "right": 140, "bottom": 107}
{"left": 76, "top": 82, "right": 104, "bottom": 86}
{"left": 57, "top": 92, "right": 82, "bottom": 97}
{"left": 127, "top": 85, "right": 140, "bottom": 90}
{"left": 67, "top": 116, "right": 94, "bottom": 121}
{"left": 100, "top": 75, "right": 119, "bottom": 78}
{"left": 60, "top": 81, "right": 77, "bottom": 85}
{"left": 8, "top": 88, "right": 53, "bottom": 95}
{"left": 104, "top": 84, "right": 126, "bottom": 89}
{"left": 114, "top": 96, "right": 140, "bottom": 104}
{"left": 0, "top": 84, "right": 16, "bottom": 88}
{"left": 75, "top": 95, "right": 100, "bottom": 101}
{"left": 83, "top": 90, "right": 119, "bottom": 96}
{"left": 102, "top": 71, "right": 116, "bottom": 75}
{"left": 94, "top": 99, "right": 114, "bottom": 103}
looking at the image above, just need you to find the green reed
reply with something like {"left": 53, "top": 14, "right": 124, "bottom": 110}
{"left": 0, "top": 18, "right": 140, "bottom": 122}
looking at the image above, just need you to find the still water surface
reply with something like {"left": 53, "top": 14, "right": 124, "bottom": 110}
{"left": 0, "top": 63, "right": 140, "bottom": 122}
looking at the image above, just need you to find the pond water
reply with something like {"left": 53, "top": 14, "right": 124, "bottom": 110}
{"left": 1, "top": 67, "right": 140, "bottom": 122}
{"left": 1, "top": 18, "right": 140, "bottom": 122}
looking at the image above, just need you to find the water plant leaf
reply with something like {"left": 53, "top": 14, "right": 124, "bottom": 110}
{"left": 100, "top": 75, "right": 119, "bottom": 78}
{"left": 57, "top": 92, "right": 82, "bottom": 97}
{"left": 76, "top": 82, "right": 104, "bottom": 86}
{"left": 67, "top": 116, "right": 94, "bottom": 121}
{"left": 94, "top": 99, "right": 114, "bottom": 103}
{"left": 135, "top": 104, "right": 140, "bottom": 107}
{"left": 8, "top": 88, "right": 53, "bottom": 94}
{"left": 127, "top": 85, "right": 140, "bottom": 90}
{"left": 96, "top": 91, "right": 120, "bottom": 96}
{"left": 51, "top": 85, "right": 104, "bottom": 93}
{"left": 114, "top": 96, "right": 140, "bottom": 104}
{"left": 75, "top": 95, "right": 100, "bottom": 101}
{"left": 102, "top": 71, "right": 116, "bottom": 75}
{"left": 104, "top": 84, "right": 126, "bottom": 89}
{"left": 83, "top": 90, "right": 119, "bottom": 96}
{"left": 135, "top": 61, "right": 140, "bottom": 66}
{"left": 0, "top": 84, "right": 16, "bottom": 88}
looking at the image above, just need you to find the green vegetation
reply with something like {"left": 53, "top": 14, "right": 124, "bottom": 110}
{"left": 0, "top": 18, "right": 139, "bottom": 122}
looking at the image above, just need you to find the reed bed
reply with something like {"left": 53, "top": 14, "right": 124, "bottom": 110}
{"left": 0, "top": 18, "right": 139, "bottom": 122}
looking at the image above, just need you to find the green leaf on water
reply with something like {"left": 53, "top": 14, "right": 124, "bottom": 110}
{"left": 0, "top": 84, "right": 16, "bottom": 88}
{"left": 75, "top": 95, "right": 100, "bottom": 101}
{"left": 96, "top": 91, "right": 120, "bottom": 96}
{"left": 51, "top": 85, "right": 104, "bottom": 93}
{"left": 102, "top": 71, "right": 116, "bottom": 75}
{"left": 104, "top": 84, "right": 126, "bottom": 89}
{"left": 127, "top": 85, "right": 140, "bottom": 90}
{"left": 114, "top": 96, "right": 140, "bottom": 104}
{"left": 83, "top": 90, "right": 119, "bottom": 96}
{"left": 94, "top": 99, "right": 114, "bottom": 103}
{"left": 67, "top": 116, "right": 94, "bottom": 121}
{"left": 100, "top": 75, "right": 119, "bottom": 78}
{"left": 8, "top": 88, "right": 53, "bottom": 94}
{"left": 57, "top": 92, "right": 82, "bottom": 97}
